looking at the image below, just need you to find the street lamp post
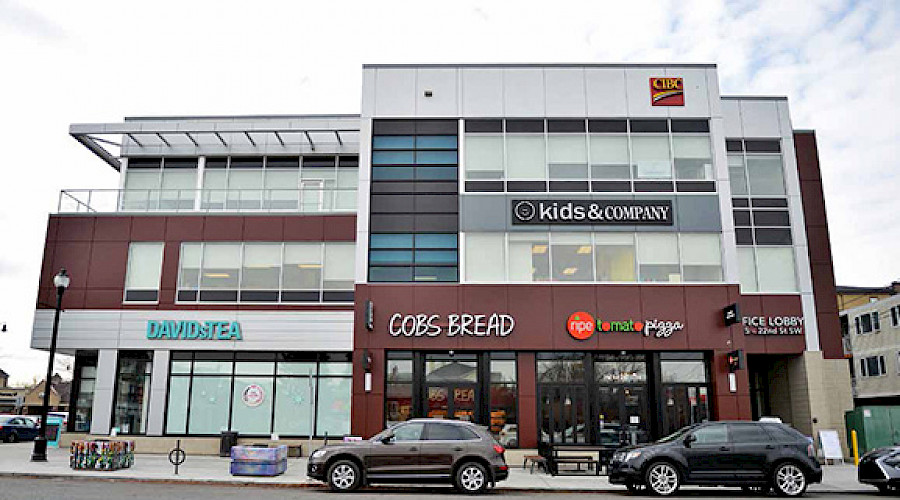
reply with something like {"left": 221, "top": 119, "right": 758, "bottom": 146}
{"left": 31, "top": 269, "right": 69, "bottom": 462}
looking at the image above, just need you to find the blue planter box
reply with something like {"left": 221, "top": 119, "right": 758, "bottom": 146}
{"left": 229, "top": 445, "right": 288, "bottom": 477}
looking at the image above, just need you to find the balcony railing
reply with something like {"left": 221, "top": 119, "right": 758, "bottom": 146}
{"left": 58, "top": 188, "right": 358, "bottom": 214}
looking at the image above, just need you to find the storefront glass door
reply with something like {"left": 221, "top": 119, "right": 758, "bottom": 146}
{"left": 426, "top": 383, "right": 477, "bottom": 421}
{"left": 597, "top": 385, "right": 650, "bottom": 445}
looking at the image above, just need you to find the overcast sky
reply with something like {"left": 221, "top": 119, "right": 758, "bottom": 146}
{"left": 0, "top": 0, "right": 897, "bottom": 385}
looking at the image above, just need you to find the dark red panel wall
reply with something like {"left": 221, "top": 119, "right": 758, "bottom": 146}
{"left": 36, "top": 214, "right": 356, "bottom": 312}
{"left": 794, "top": 131, "right": 843, "bottom": 359}
{"left": 351, "top": 283, "right": 806, "bottom": 442}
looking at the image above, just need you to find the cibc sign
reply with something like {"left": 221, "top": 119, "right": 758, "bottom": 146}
{"left": 388, "top": 313, "right": 515, "bottom": 338}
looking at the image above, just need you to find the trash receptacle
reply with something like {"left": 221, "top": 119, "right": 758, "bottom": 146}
{"left": 220, "top": 431, "right": 239, "bottom": 457}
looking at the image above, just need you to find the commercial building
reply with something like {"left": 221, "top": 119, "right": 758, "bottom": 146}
{"left": 841, "top": 294, "right": 900, "bottom": 405}
{"left": 32, "top": 64, "right": 852, "bottom": 454}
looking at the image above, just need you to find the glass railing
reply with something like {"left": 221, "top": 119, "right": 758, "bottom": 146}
{"left": 57, "top": 188, "right": 358, "bottom": 214}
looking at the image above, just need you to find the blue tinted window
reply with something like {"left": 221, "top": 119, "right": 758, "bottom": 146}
{"left": 415, "top": 250, "right": 458, "bottom": 264}
{"left": 373, "top": 136, "right": 415, "bottom": 150}
{"left": 416, "top": 167, "right": 457, "bottom": 180}
{"left": 416, "top": 136, "right": 458, "bottom": 150}
{"left": 415, "top": 234, "right": 458, "bottom": 248}
{"left": 372, "top": 167, "right": 414, "bottom": 180}
{"left": 370, "top": 266, "right": 413, "bottom": 282}
{"left": 369, "top": 251, "right": 414, "bottom": 265}
{"left": 414, "top": 266, "right": 458, "bottom": 282}
{"left": 373, "top": 151, "right": 415, "bottom": 165}
{"left": 371, "top": 234, "right": 414, "bottom": 249}
{"left": 416, "top": 151, "right": 458, "bottom": 164}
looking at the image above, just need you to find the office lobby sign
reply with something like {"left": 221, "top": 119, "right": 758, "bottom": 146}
{"left": 388, "top": 313, "right": 515, "bottom": 337}
{"left": 512, "top": 200, "right": 673, "bottom": 225}
{"left": 743, "top": 316, "right": 804, "bottom": 336}
{"left": 567, "top": 312, "right": 684, "bottom": 340}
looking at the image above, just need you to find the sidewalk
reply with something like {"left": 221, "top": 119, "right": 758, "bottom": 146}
{"left": 0, "top": 442, "right": 869, "bottom": 493}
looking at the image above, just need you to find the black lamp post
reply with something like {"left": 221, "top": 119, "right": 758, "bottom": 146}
{"left": 31, "top": 268, "right": 69, "bottom": 462}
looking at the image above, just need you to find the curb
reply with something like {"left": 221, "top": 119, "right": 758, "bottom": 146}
{"left": 0, "top": 472, "right": 874, "bottom": 494}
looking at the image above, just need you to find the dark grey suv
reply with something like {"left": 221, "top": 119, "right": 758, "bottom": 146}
{"left": 609, "top": 421, "right": 822, "bottom": 496}
{"left": 307, "top": 419, "right": 509, "bottom": 493}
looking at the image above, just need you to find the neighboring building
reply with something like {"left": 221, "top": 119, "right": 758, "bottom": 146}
{"left": 0, "top": 388, "right": 26, "bottom": 414}
{"left": 836, "top": 282, "right": 899, "bottom": 311}
{"left": 841, "top": 294, "right": 900, "bottom": 405}
{"left": 31, "top": 63, "right": 851, "bottom": 454}
{"left": 20, "top": 377, "right": 67, "bottom": 415}
{"left": 0, "top": 368, "right": 8, "bottom": 388}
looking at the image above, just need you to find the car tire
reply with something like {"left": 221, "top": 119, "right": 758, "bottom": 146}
{"left": 771, "top": 462, "right": 807, "bottom": 497}
{"left": 454, "top": 461, "right": 488, "bottom": 494}
{"left": 9, "top": 432, "right": 18, "bottom": 443}
{"left": 326, "top": 459, "right": 362, "bottom": 492}
{"left": 645, "top": 461, "right": 680, "bottom": 496}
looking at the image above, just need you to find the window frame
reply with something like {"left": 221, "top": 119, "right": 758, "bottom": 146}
{"left": 123, "top": 242, "right": 165, "bottom": 304}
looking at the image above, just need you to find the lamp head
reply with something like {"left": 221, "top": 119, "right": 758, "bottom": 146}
{"left": 53, "top": 269, "right": 70, "bottom": 290}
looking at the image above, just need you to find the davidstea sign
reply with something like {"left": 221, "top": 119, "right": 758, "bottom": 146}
{"left": 146, "top": 320, "right": 243, "bottom": 341}
{"left": 512, "top": 199, "right": 673, "bottom": 225}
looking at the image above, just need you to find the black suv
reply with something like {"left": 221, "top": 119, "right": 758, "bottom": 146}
{"left": 609, "top": 421, "right": 822, "bottom": 496}
{"left": 307, "top": 419, "right": 509, "bottom": 494}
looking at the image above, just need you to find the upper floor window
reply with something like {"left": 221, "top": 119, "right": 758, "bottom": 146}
{"left": 855, "top": 312, "right": 880, "bottom": 334}
{"left": 727, "top": 140, "right": 785, "bottom": 197}
{"left": 177, "top": 242, "right": 354, "bottom": 303}
{"left": 123, "top": 157, "right": 198, "bottom": 210}
{"left": 736, "top": 247, "right": 798, "bottom": 293}
{"left": 463, "top": 232, "right": 721, "bottom": 284}
{"left": 860, "top": 355, "right": 886, "bottom": 377}
{"left": 124, "top": 242, "right": 164, "bottom": 302}
{"left": 890, "top": 305, "right": 899, "bottom": 327}
{"left": 463, "top": 118, "right": 713, "bottom": 193}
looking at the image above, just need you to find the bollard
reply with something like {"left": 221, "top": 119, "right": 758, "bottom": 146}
{"left": 851, "top": 430, "right": 859, "bottom": 466}
{"left": 169, "top": 439, "right": 186, "bottom": 475}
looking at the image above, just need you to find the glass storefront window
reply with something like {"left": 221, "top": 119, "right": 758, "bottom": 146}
{"left": 72, "top": 360, "right": 97, "bottom": 433}
{"left": 537, "top": 354, "right": 585, "bottom": 383}
{"left": 274, "top": 376, "right": 314, "bottom": 435}
{"left": 426, "top": 355, "right": 478, "bottom": 383}
{"left": 489, "top": 354, "right": 518, "bottom": 448}
{"left": 594, "top": 355, "right": 647, "bottom": 384}
{"left": 112, "top": 353, "right": 152, "bottom": 435}
{"left": 231, "top": 377, "right": 274, "bottom": 435}
{"left": 317, "top": 378, "right": 351, "bottom": 436}
{"left": 167, "top": 352, "right": 350, "bottom": 437}
{"left": 661, "top": 360, "right": 708, "bottom": 383}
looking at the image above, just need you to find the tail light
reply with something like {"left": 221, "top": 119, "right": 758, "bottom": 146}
{"left": 493, "top": 444, "right": 505, "bottom": 455}
{"left": 807, "top": 443, "right": 815, "bottom": 458}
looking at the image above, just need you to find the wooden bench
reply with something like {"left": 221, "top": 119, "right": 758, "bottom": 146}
{"left": 523, "top": 454, "right": 547, "bottom": 474}
{"left": 552, "top": 455, "right": 599, "bottom": 475}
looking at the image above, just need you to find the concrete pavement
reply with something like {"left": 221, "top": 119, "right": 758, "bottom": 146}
{"left": 0, "top": 442, "right": 870, "bottom": 493}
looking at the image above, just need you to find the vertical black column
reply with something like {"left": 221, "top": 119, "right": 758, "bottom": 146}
{"left": 648, "top": 352, "right": 664, "bottom": 440}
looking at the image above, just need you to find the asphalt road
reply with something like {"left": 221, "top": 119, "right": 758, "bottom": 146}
{"left": 0, "top": 477, "right": 883, "bottom": 500}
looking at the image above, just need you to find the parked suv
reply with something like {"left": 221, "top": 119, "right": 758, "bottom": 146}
{"left": 609, "top": 421, "right": 822, "bottom": 496}
{"left": 307, "top": 419, "right": 509, "bottom": 493}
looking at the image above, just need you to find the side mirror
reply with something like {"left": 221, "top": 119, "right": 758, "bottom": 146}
{"left": 683, "top": 434, "right": 696, "bottom": 447}
{"left": 381, "top": 432, "right": 395, "bottom": 444}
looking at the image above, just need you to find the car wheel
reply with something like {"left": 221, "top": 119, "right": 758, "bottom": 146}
{"left": 645, "top": 461, "right": 680, "bottom": 496}
{"left": 327, "top": 460, "right": 362, "bottom": 492}
{"left": 771, "top": 462, "right": 807, "bottom": 497}
{"left": 455, "top": 461, "right": 488, "bottom": 494}
{"left": 9, "top": 432, "right": 18, "bottom": 443}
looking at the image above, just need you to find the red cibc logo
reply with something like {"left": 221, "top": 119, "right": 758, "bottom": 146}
{"left": 650, "top": 77, "right": 684, "bottom": 106}
{"left": 567, "top": 312, "right": 596, "bottom": 340}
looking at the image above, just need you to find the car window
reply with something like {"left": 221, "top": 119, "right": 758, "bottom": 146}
{"left": 729, "top": 424, "right": 772, "bottom": 444}
{"left": 9, "top": 418, "right": 22, "bottom": 425}
{"left": 763, "top": 424, "right": 803, "bottom": 442}
{"left": 425, "top": 423, "right": 479, "bottom": 441}
{"left": 392, "top": 422, "right": 424, "bottom": 442}
{"left": 691, "top": 424, "right": 728, "bottom": 445}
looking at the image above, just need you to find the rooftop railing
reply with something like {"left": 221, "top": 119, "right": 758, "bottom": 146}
{"left": 58, "top": 188, "right": 358, "bottom": 214}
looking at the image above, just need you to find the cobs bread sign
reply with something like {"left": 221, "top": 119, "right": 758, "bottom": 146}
{"left": 650, "top": 77, "right": 684, "bottom": 106}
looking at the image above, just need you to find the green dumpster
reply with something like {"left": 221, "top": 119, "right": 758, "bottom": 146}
{"left": 845, "top": 406, "right": 900, "bottom": 455}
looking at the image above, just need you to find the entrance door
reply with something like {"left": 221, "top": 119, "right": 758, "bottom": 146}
{"left": 662, "top": 385, "right": 710, "bottom": 436}
{"left": 540, "top": 385, "right": 589, "bottom": 444}
{"left": 596, "top": 385, "right": 650, "bottom": 446}
{"left": 425, "top": 384, "right": 477, "bottom": 422}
